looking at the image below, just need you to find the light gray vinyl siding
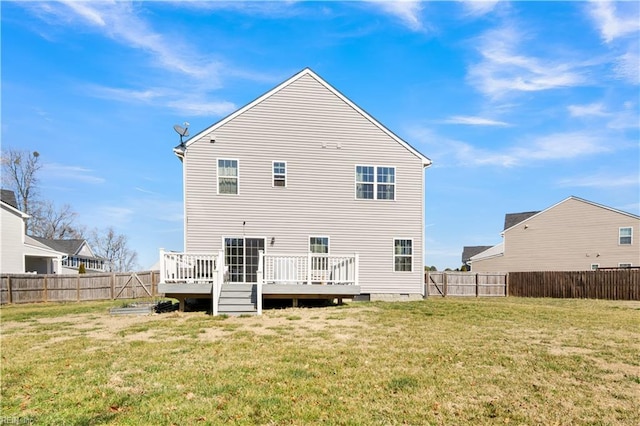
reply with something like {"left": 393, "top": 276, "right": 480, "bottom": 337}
{"left": 472, "top": 198, "right": 640, "bottom": 272}
{"left": 183, "top": 74, "right": 425, "bottom": 294}
{"left": 1, "top": 204, "right": 26, "bottom": 273}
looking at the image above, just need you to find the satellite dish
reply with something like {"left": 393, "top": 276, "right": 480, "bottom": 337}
{"left": 173, "top": 122, "right": 190, "bottom": 144}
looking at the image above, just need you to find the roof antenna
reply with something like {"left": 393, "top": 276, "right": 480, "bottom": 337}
{"left": 173, "top": 122, "right": 190, "bottom": 145}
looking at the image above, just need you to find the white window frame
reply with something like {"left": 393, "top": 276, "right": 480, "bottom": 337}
{"left": 217, "top": 158, "right": 239, "bottom": 195}
{"left": 619, "top": 227, "right": 632, "bottom": 245}
{"left": 393, "top": 238, "right": 413, "bottom": 272}
{"left": 272, "top": 161, "right": 287, "bottom": 188}
{"left": 309, "top": 236, "right": 330, "bottom": 254}
{"left": 355, "top": 165, "right": 396, "bottom": 201}
{"left": 590, "top": 264, "right": 599, "bottom": 271}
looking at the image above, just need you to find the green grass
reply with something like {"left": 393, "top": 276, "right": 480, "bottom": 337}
{"left": 1, "top": 297, "right": 639, "bottom": 425}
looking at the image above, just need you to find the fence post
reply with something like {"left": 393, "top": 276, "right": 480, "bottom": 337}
{"left": 110, "top": 273, "right": 115, "bottom": 299}
{"left": 43, "top": 275, "right": 48, "bottom": 302}
{"left": 475, "top": 273, "right": 479, "bottom": 297}
{"left": 7, "top": 276, "right": 12, "bottom": 304}
{"left": 505, "top": 273, "right": 509, "bottom": 297}
{"left": 443, "top": 272, "right": 448, "bottom": 297}
{"left": 76, "top": 275, "right": 81, "bottom": 302}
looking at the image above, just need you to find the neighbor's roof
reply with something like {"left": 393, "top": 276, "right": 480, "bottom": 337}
{"left": 24, "top": 235, "right": 67, "bottom": 257}
{"left": 0, "top": 189, "right": 18, "bottom": 209}
{"left": 503, "top": 211, "right": 539, "bottom": 230}
{"left": 469, "top": 243, "right": 504, "bottom": 262}
{"left": 29, "top": 237, "right": 95, "bottom": 257}
{"left": 462, "top": 246, "right": 494, "bottom": 263}
{"left": 503, "top": 196, "right": 640, "bottom": 234}
{"left": 178, "top": 68, "right": 432, "bottom": 167}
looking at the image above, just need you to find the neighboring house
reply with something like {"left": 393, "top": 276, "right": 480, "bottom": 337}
{"left": 1, "top": 189, "right": 65, "bottom": 274}
{"left": 30, "top": 237, "right": 107, "bottom": 273}
{"left": 160, "top": 68, "right": 431, "bottom": 313}
{"left": 461, "top": 246, "right": 493, "bottom": 270}
{"left": 469, "top": 196, "right": 640, "bottom": 272}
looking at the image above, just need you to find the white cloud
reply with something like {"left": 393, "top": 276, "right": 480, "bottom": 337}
{"left": 588, "top": 1, "right": 640, "bottom": 43}
{"left": 467, "top": 25, "right": 587, "bottom": 98}
{"left": 459, "top": 0, "right": 501, "bottom": 17}
{"left": 409, "top": 126, "right": 612, "bottom": 168}
{"left": 557, "top": 173, "right": 639, "bottom": 189}
{"left": 443, "top": 115, "right": 509, "bottom": 126}
{"left": 86, "top": 85, "right": 236, "bottom": 116}
{"left": 366, "top": 0, "right": 425, "bottom": 31}
{"left": 41, "top": 163, "right": 106, "bottom": 184}
{"left": 614, "top": 47, "right": 640, "bottom": 85}
{"left": 568, "top": 103, "right": 609, "bottom": 117}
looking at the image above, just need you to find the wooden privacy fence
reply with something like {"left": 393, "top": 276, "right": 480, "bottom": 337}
{"left": 426, "top": 271, "right": 507, "bottom": 297}
{"left": 0, "top": 271, "right": 161, "bottom": 305}
{"left": 508, "top": 270, "right": 640, "bottom": 300}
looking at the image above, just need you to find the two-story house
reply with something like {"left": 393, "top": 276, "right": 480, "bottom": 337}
{"left": 468, "top": 196, "right": 640, "bottom": 272}
{"left": 159, "top": 68, "right": 431, "bottom": 314}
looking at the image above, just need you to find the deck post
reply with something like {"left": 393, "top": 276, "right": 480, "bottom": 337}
{"left": 256, "top": 250, "right": 264, "bottom": 315}
{"left": 354, "top": 253, "right": 359, "bottom": 287}
{"left": 159, "top": 248, "right": 165, "bottom": 284}
{"left": 307, "top": 252, "right": 312, "bottom": 285}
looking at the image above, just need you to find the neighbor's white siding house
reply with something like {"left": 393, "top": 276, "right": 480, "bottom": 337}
{"left": 470, "top": 197, "right": 640, "bottom": 272}
{"left": 177, "top": 68, "right": 431, "bottom": 298}
{"left": 1, "top": 197, "right": 28, "bottom": 273}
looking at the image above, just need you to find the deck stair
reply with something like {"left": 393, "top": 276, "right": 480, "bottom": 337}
{"left": 217, "top": 283, "right": 257, "bottom": 315}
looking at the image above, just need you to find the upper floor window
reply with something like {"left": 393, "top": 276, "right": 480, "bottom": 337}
{"left": 273, "top": 161, "right": 286, "bottom": 187}
{"left": 394, "top": 238, "right": 412, "bottom": 272}
{"left": 619, "top": 227, "right": 632, "bottom": 245}
{"left": 356, "top": 165, "right": 395, "bottom": 200}
{"left": 218, "top": 159, "right": 238, "bottom": 195}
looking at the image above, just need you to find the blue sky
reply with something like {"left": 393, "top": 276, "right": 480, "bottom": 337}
{"left": 2, "top": 1, "right": 639, "bottom": 270}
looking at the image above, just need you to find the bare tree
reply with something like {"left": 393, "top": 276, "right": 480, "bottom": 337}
{"left": 29, "top": 201, "right": 84, "bottom": 239}
{"left": 89, "top": 227, "right": 139, "bottom": 272}
{"left": 1, "top": 149, "right": 41, "bottom": 231}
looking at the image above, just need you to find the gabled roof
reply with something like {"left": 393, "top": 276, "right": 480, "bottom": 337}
{"left": 24, "top": 235, "right": 66, "bottom": 258}
{"left": 1, "top": 189, "right": 29, "bottom": 219}
{"left": 504, "top": 211, "right": 539, "bottom": 230}
{"left": 503, "top": 196, "right": 640, "bottom": 234}
{"left": 462, "top": 246, "right": 494, "bottom": 263}
{"left": 1, "top": 189, "right": 18, "bottom": 209}
{"left": 177, "top": 68, "right": 432, "bottom": 167}
{"left": 469, "top": 243, "right": 504, "bottom": 262}
{"left": 29, "top": 237, "right": 102, "bottom": 259}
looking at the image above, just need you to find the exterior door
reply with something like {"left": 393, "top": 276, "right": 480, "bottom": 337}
{"left": 224, "top": 237, "right": 265, "bottom": 283}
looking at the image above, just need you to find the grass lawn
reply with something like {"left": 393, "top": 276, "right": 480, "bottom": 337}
{"left": 1, "top": 297, "right": 639, "bottom": 425}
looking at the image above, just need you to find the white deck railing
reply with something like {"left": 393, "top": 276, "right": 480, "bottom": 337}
{"left": 159, "top": 249, "right": 222, "bottom": 283}
{"left": 260, "top": 252, "right": 359, "bottom": 286}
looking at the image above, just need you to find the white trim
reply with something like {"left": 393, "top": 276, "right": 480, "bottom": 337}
{"left": 222, "top": 236, "right": 267, "bottom": 283}
{"left": 272, "top": 160, "right": 287, "bottom": 188}
{"left": 590, "top": 264, "right": 599, "bottom": 270}
{"left": 1, "top": 200, "right": 30, "bottom": 219}
{"left": 309, "top": 235, "right": 330, "bottom": 254}
{"left": 354, "top": 164, "right": 396, "bottom": 201}
{"left": 619, "top": 226, "right": 633, "bottom": 245}
{"left": 216, "top": 158, "right": 240, "bottom": 195}
{"left": 393, "top": 237, "right": 413, "bottom": 272}
{"left": 182, "top": 68, "right": 431, "bottom": 167}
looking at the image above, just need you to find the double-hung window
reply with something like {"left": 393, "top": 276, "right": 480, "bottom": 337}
{"left": 218, "top": 159, "right": 238, "bottom": 194}
{"left": 394, "top": 239, "right": 412, "bottom": 272}
{"left": 356, "top": 165, "right": 395, "bottom": 200}
{"left": 619, "top": 227, "right": 632, "bottom": 245}
{"left": 273, "top": 161, "right": 286, "bottom": 187}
